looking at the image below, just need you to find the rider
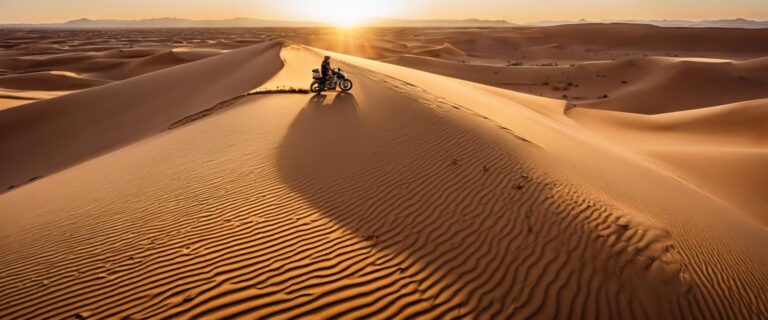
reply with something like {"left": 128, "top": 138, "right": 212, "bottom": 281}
{"left": 320, "top": 55, "right": 332, "bottom": 88}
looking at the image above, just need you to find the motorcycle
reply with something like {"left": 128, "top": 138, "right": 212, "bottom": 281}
{"left": 310, "top": 67, "right": 353, "bottom": 93}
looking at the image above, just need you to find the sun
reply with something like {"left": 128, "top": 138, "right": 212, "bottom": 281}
{"left": 323, "top": 0, "right": 383, "bottom": 27}
{"left": 296, "top": 0, "right": 392, "bottom": 28}
{"left": 334, "top": 14, "right": 366, "bottom": 28}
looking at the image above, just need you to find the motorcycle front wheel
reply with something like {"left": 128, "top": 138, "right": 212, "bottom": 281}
{"left": 310, "top": 81, "right": 321, "bottom": 93}
{"left": 339, "top": 79, "right": 353, "bottom": 92}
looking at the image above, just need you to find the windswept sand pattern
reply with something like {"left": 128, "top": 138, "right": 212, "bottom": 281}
{"left": 2, "top": 48, "right": 766, "bottom": 319}
{"left": 0, "top": 34, "right": 766, "bottom": 320}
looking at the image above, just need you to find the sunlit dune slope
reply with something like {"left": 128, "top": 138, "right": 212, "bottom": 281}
{"left": 0, "top": 43, "right": 766, "bottom": 319}
{"left": 568, "top": 98, "right": 768, "bottom": 224}
{"left": 2, "top": 24, "right": 767, "bottom": 110}
{"left": 388, "top": 55, "right": 768, "bottom": 113}
{"left": 287, "top": 24, "right": 768, "bottom": 63}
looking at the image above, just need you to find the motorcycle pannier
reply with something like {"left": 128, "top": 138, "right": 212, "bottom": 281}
{"left": 312, "top": 68, "right": 322, "bottom": 79}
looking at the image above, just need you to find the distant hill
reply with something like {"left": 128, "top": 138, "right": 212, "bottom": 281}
{"left": 1, "top": 17, "right": 516, "bottom": 29}
{"left": 366, "top": 18, "right": 516, "bottom": 27}
{"left": 1, "top": 17, "right": 325, "bottom": 28}
{"left": 530, "top": 18, "right": 768, "bottom": 29}
{"left": 4, "top": 17, "right": 764, "bottom": 29}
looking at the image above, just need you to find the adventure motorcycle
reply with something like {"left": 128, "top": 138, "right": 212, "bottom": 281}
{"left": 310, "top": 67, "right": 353, "bottom": 93}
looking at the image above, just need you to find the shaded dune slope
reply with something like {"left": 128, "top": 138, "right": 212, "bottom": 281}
{"left": 0, "top": 89, "right": 73, "bottom": 111}
{"left": 0, "top": 45, "right": 227, "bottom": 89}
{"left": 0, "top": 41, "right": 283, "bottom": 191}
{"left": 0, "top": 47, "right": 227, "bottom": 108}
{"left": 83, "top": 49, "right": 226, "bottom": 81}
{"left": 0, "top": 71, "right": 110, "bottom": 91}
{"left": 0, "top": 44, "right": 766, "bottom": 319}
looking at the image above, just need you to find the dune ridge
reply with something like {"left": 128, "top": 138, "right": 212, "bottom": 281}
{"left": 0, "top": 71, "right": 110, "bottom": 91}
{"left": 0, "top": 43, "right": 766, "bottom": 319}
{"left": 2, "top": 24, "right": 767, "bottom": 109}
{"left": 388, "top": 55, "right": 768, "bottom": 114}
{"left": 0, "top": 29, "right": 248, "bottom": 108}
{"left": 568, "top": 98, "right": 768, "bottom": 224}
{"left": 578, "top": 57, "right": 768, "bottom": 114}
{"left": 0, "top": 40, "right": 283, "bottom": 191}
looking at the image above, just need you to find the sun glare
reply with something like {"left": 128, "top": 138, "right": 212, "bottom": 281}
{"left": 295, "top": 0, "right": 393, "bottom": 28}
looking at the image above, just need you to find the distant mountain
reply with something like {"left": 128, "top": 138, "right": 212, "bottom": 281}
{"left": 530, "top": 18, "right": 768, "bottom": 29}
{"left": 5, "top": 17, "right": 763, "bottom": 29}
{"left": 0, "top": 17, "right": 516, "bottom": 29}
{"left": 365, "top": 18, "right": 516, "bottom": 27}
{"left": 1, "top": 17, "right": 325, "bottom": 28}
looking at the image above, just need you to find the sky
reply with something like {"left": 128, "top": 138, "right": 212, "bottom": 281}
{"left": 1, "top": 0, "right": 767, "bottom": 24}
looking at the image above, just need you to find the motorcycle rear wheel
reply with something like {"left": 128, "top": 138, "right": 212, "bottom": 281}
{"left": 310, "top": 81, "right": 321, "bottom": 93}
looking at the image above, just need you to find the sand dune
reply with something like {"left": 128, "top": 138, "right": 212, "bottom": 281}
{"left": 0, "top": 41, "right": 283, "bottom": 191}
{"left": 83, "top": 49, "right": 225, "bottom": 81}
{"left": 0, "top": 71, "right": 110, "bottom": 91}
{"left": 579, "top": 57, "right": 768, "bottom": 114}
{"left": 0, "top": 42, "right": 766, "bottom": 319}
{"left": 0, "top": 29, "right": 245, "bottom": 106}
{"left": 411, "top": 43, "right": 466, "bottom": 58}
{"left": 0, "top": 88, "right": 73, "bottom": 110}
{"left": 569, "top": 98, "right": 768, "bottom": 146}
{"left": 244, "top": 24, "right": 768, "bottom": 64}
{"left": 388, "top": 24, "right": 768, "bottom": 64}
{"left": 389, "top": 55, "right": 768, "bottom": 113}
{"left": 568, "top": 98, "right": 768, "bottom": 223}
{"left": 2, "top": 24, "right": 767, "bottom": 108}
{"left": 0, "top": 47, "right": 227, "bottom": 82}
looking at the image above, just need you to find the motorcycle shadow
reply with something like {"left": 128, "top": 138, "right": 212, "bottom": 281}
{"left": 306, "top": 92, "right": 360, "bottom": 118}
{"left": 278, "top": 92, "right": 364, "bottom": 171}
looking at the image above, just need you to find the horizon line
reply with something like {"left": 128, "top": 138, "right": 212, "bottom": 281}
{"left": 2, "top": 16, "right": 768, "bottom": 25}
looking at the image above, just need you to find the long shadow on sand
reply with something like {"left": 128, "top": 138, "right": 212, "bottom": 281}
{"left": 273, "top": 81, "right": 691, "bottom": 318}
{"left": 277, "top": 92, "right": 380, "bottom": 200}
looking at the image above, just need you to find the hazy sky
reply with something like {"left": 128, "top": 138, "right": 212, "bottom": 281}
{"left": 1, "top": 0, "right": 767, "bottom": 23}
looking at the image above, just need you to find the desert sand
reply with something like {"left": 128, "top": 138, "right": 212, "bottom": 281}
{"left": 0, "top": 25, "right": 767, "bottom": 319}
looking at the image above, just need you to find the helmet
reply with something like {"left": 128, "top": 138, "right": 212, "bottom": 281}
{"left": 324, "top": 55, "right": 331, "bottom": 60}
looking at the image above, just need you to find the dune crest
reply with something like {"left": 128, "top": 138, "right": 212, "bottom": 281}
{"left": 0, "top": 40, "right": 283, "bottom": 191}
{"left": 568, "top": 98, "right": 768, "bottom": 224}
{"left": 0, "top": 71, "right": 110, "bottom": 91}
{"left": 388, "top": 55, "right": 768, "bottom": 114}
{"left": 0, "top": 43, "right": 766, "bottom": 319}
